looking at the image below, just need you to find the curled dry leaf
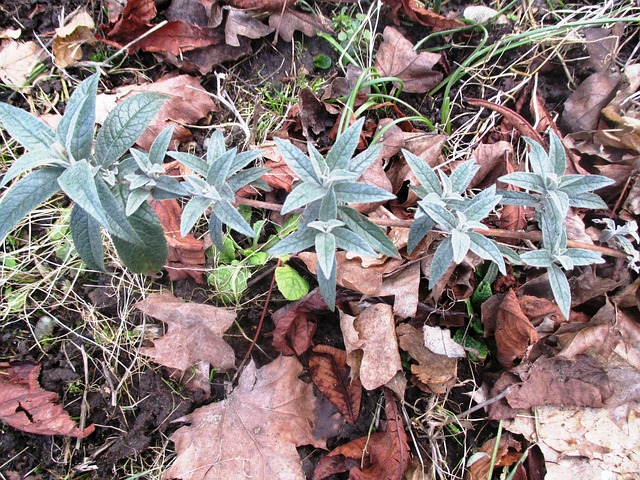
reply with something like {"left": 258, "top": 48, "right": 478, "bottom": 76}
{"left": 0, "top": 40, "right": 43, "bottom": 89}
{"left": 135, "top": 292, "right": 236, "bottom": 372}
{"left": 225, "top": 7, "right": 274, "bottom": 47}
{"left": 465, "top": 433, "right": 524, "bottom": 480}
{"left": 271, "top": 288, "right": 325, "bottom": 356}
{"left": 397, "top": 324, "right": 457, "bottom": 394}
{"left": 382, "top": 0, "right": 464, "bottom": 30}
{"left": 0, "top": 362, "right": 95, "bottom": 438}
{"left": 164, "top": 356, "right": 324, "bottom": 480}
{"left": 374, "top": 26, "right": 442, "bottom": 94}
{"left": 150, "top": 198, "right": 206, "bottom": 283}
{"left": 339, "top": 303, "right": 403, "bottom": 391}
{"left": 52, "top": 10, "right": 95, "bottom": 68}
{"left": 309, "top": 345, "right": 362, "bottom": 425}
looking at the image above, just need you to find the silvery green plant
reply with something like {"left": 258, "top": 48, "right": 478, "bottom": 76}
{"left": 594, "top": 218, "right": 640, "bottom": 272}
{"left": 498, "top": 132, "right": 614, "bottom": 318}
{"left": 167, "top": 130, "right": 268, "bottom": 251}
{"left": 403, "top": 150, "right": 506, "bottom": 288}
{"left": 268, "top": 118, "right": 397, "bottom": 309}
{"left": 0, "top": 73, "right": 170, "bottom": 273}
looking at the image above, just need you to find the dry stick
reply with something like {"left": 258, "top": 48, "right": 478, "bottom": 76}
{"left": 234, "top": 199, "right": 626, "bottom": 259}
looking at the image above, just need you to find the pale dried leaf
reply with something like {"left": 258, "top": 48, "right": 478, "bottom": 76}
{"left": 52, "top": 10, "right": 95, "bottom": 68}
{"left": 340, "top": 304, "right": 402, "bottom": 391}
{"left": 375, "top": 261, "right": 421, "bottom": 318}
{"left": 0, "top": 40, "right": 43, "bottom": 88}
{"left": 561, "top": 71, "right": 620, "bottom": 132}
{"left": 135, "top": 292, "right": 236, "bottom": 372}
{"left": 423, "top": 325, "right": 466, "bottom": 358}
{"left": 268, "top": 8, "right": 331, "bottom": 43}
{"left": 225, "top": 8, "right": 274, "bottom": 47}
{"left": 164, "top": 356, "right": 323, "bottom": 480}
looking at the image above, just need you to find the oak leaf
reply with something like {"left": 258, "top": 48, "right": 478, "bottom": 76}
{"left": 135, "top": 292, "right": 236, "bottom": 372}
{"left": 164, "top": 356, "right": 324, "bottom": 480}
{"left": 0, "top": 362, "right": 95, "bottom": 438}
{"left": 309, "top": 345, "right": 362, "bottom": 425}
{"left": 268, "top": 8, "right": 332, "bottom": 43}
{"left": 374, "top": 27, "right": 442, "bottom": 94}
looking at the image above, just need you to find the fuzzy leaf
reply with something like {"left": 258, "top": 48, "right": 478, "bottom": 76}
{"left": 154, "top": 175, "right": 188, "bottom": 197}
{"left": 568, "top": 192, "right": 609, "bottom": 210}
{"left": 498, "top": 172, "right": 546, "bottom": 193}
{"left": 562, "top": 248, "right": 605, "bottom": 266}
{"left": 126, "top": 189, "right": 151, "bottom": 216}
{"left": 0, "top": 102, "right": 54, "bottom": 151}
{"left": 338, "top": 207, "right": 397, "bottom": 257}
{"left": 524, "top": 136, "right": 551, "bottom": 176}
{"left": 56, "top": 73, "right": 98, "bottom": 161}
{"left": 0, "top": 150, "right": 60, "bottom": 188}
{"left": 318, "top": 258, "right": 337, "bottom": 311}
{"left": 69, "top": 204, "right": 105, "bottom": 271}
{"left": 558, "top": 174, "right": 614, "bottom": 195}
{"left": 94, "top": 176, "right": 141, "bottom": 243}
{"left": 229, "top": 150, "right": 262, "bottom": 177}
{"left": 281, "top": 182, "right": 326, "bottom": 214}
{"left": 206, "top": 130, "right": 226, "bottom": 164}
{"left": 350, "top": 144, "right": 382, "bottom": 177}
{"left": 207, "top": 148, "right": 236, "bottom": 191}
{"left": 498, "top": 190, "right": 538, "bottom": 206}
{"left": 520, "top": 249, "right": 554, "bottom": 268}
{"left": 0, "top": 167, "right": 64, "bottom": 243}
{"left": 429, "top": 236, "right": 454, "bottom": 289}
{"left": 547, "top": 263, "right": 571, "bottom": 319}
{"left": 167, "top": 151, "right": 208, "bottom": 176}
{"left": 316, "top": 232, "right": 336, "bottom": 279}
{"left": 148, "top": 125, "right": 174, "bottom": 165}
{"left": 268, "top": 228, "right": 316, "bottom": 255}
{"left": 467, "top": 232, "right": 506, "bottom": 274}
{"left": 226, "top": 167, "right": 269, "bottom": 193}
{"left": 211, "top": 200, "right": 255, "bottom": 237}
{"left": 450, "top": 229, "right": 470, "bottom": 263}
{"left": 333, "top": 182, "right": 395, "bottom": 204}
{"left": 333, "top": 227, "right": 377, "bottom": 258}
{"left": 94, "top": 93, "right": 165, "bottom": 167}
{"left": 180, "top": 196, "right": 213, "bottom": 237}
{"left": 407, "top": 214, "right": 435, "bottom": 254}
{"left": 463, "top": 186, "right": 501, "bottom": 222}
{"left": 547, "top": 131, "right": 566, "bottom": 176}
{"left": 274, "top": 138, "right": 321, "bottom": 185}
{"left": 402, "top": 149, "right": 441, "bottom": 195}
{"left": 325, "top": 118, "right": 364, "bottom": 170}
{"left": 419, "top": 202, "right": 456, "bottom": 231}
{"left": 449, "top": 160, "right": 480, "bottom": 193}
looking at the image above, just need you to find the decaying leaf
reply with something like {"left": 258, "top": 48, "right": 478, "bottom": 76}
{"left": 268, "top": 8, "right": 332, "bottom": 43}
{"left": 309, "top": 345, "right": 362, "bottom": 425}
{"left": 52, "top": 10, "right": 95, "bottom": 68}
{"left": 135, "top": 292, "right": 236, "bottom": 372}
{"left": 164, "top": 356, "right": 324, "bottom": 480}
{"left": 151, "top": 198, "right": 206, "bottom": 283}
{"left": 382, "top": 0, "right": 464, "bottom": 30}
{"left": 0, "top": 362, "right": 95, "bottom": 438}
{"left": 374, "top": 26, "right": 442, "bottom": 94}
{"left": 225, "top": 7, "right": 274, "bottom": 47}
{"left": 271, "top": 288, "right": 326, "bottom": 356}
{"left": 397, "top": 324, "right": 457, "bottom": 394}
{"left": 313, "top": 389, "right": 410, "bottom": 480}
{"left": 561, "top": 70, "right": 620, "bottom": 133}
{"left": 0, "top": 40, "right": 43, "bottom": 89}
{"left": 340, "top": 303, "right": 403, "bottom": 391}
{"left": 95, "top": 74, "right": 218, "bottom": 150}
{"left": 465, "top": 433, "right": 524, "bottom": 480}
{"left": 423, "top": 325, "right": 466, "bottom": 358}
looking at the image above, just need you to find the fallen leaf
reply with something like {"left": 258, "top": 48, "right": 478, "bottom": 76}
{"left": 227, "top": 0, "right": 296, "bottom": 10}
{"left": 340, "top": 303, "right": 403, "bottom": 391}
{"left": 374, "top": 27, "right": 442, "bottom": 94}
{"left": 568, "top": 264, "right": 630, "bottom": 307}
{"left": 561, "top": 70, "right": 620, "bottom": 133}
{"left": 0, "top": 362, "right": 95, "bottom": 438}
{"left": 468, "top": 140, "right": 511, "bottom": 189}
{"left": 95, "top": 74, "right": 218, "bottom": 150}
{"left": 397, "top": 324, "right": 457, "bottom": 394}
{"left": 52, "top": 10, "right": 95, "bottom": 68}
{"left": 465, "top": 433, "right": 524, "bottom": 480}
{"left": 299, "top": 88, "right": 334, "bottom": 137}
{"left": 225, "top": 7, "right": 274, "bottom": 47}
{"left": 271, "top": 288, "right": 326, "bottom": 356}
{"left": 375, "top": 261, "right": 421, "bottom": 318}
{"left": 268, "top": 8, "right": 332, "bottom": 43}
{"left": 164, "top": 356, "right": 324, "bottom": 480}
{"left": 260, "top": 141, "right": 298, "bottom": 192}
{"left": 135, "top": 292, "right": 236, "bottom": 372}
{"left": 151, "top": 198, "right": 206, "bottom": 283}
{"left": 313, "top": 435, "right": 379, "bottom": 480}
{"left": 309, "top": 345, "right": 362, "bottom": 425}
{"left": 423, "top": 325, "right": 466, "bottom": 358}
{"left": 485, "top": 289, "right": 538, "bottom": 368}
{"left": 0, "top": 40, "right": 43, "bottom": 89}
{"left": 382, "top": 0, "right": 464, "bottom": 30}
{"left": 161, "top": 36, "right": 252, "bottom": 75}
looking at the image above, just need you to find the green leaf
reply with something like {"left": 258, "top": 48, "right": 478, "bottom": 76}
{"left": 56, "top": 73, "right": 99, "bottom": 161}
{"left": 498, "top": 172, "right": 546, "bottom": 192}
{"left": 268, "top": 228, "right": 316, "bottom": 255}
{"left": 149, "top": 125, "right": 174, "bottom": 165}
{"left": 547, "top": 131, "right": 566, "bottom": 176}
{"left": 0, "top": 167, "right": 64, "bottom": 243}
{"left": 211, "top": 200, "right": 255, "bottom": 237}
{"left": 275, "top": 264, "right": 310, "bottom": 300}
{"left": 57, "top": 160, "right": 111, "bottom": 228}
{"left": 333, "top": 182, "right": 395, "bottom": 204}
{"left": 126, "top": 189, "right": 151, "bottom": 216}
{"left": 468, "top": 232, "right": 506, "bottom": 274}
{"left": 94, "top": 93, "right": 166, "bottom": 167}
{"left": 547, "top": 263, "right": 571, "bottom": 319}
{"left": 429, "top": 236, "right": 454, "bottom": 289}
{"left": 450, "top": 229, "right": 470, "bottom": 263}
{"left": 207, "top": 148, "right": 236, "bottom": 190}
{"left": 463, "top": 186, "right": 501, "bottom": 222}
{"left": 207, "top": 264, "right": 250, "bottom": 305}
{"left": 419, "top": 202, "right": 457, "bottom": 231}
{"left": 281, "top": 182, "right": 326, "bottom": 214}
{"left": 520, "top": 249, "right": 554, "bottom": 268}
{"left": 167, "top": 151, "right": 208, "bottom": 176}
{"left": 558, "top": 174, "right": 614, "bottom": 195}
{"left": 349, "top": 144, "right": 382, "bottom": 177}
{"left": 112, "top": 201, "right": 168, "bottom": 274}
{"left": 524, "top": 136, "right": 551, "bottom": 176}
{"left": 0, "top": 102, "right": 54, "bottom": 151}
{"left": 326, "top": 117, "right": 364, "bottom": 170}
{"left": 209, "top": 212, "right": 224, "bottom": 251}
{"left": 274, "top": 138, "right": 322, "bottom": 185}
{"left": 313, "top": 54, "right": 332, "bottom": 70}
{"left": 498, "top": 190, "right": 538, "bottom": 206}
{"left": 69, "top": 204, "right": 105, "bottom": 271}
{"left": 402, "top": 149, "right": 441, "bottom": 195}
{"left": 315, "top": 231, "right": 336, "bottom": 279}
{"left": 333, "top": 227, "right": 377, "bottom": 258}
{"left": 449, "top": 160, "right": 480, "bottom": 193}
{"left": 180, "top": 196, "right": 213, "bottom": 237}
{"left": 562, "top": 248, "right": 605, "bottom": 266}
{"left": 338, "top": 206, "right": 397, "bottom": 257}
{"left": 94, "top": 173, "right": 141, "bottom": 243}
{"left": 317, "top": 258, "right": 337, "bottom": 311}
{"left": 568, "top": 192, "right": 609, "bottom": 210}
{"left": 0, "top": 150, "right": 60, "bottom": 188}
{"left": 407, "top": 214, "right": 435, "bottom": 254}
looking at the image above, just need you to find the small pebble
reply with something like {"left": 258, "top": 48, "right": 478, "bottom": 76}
{"left": 34, "top": 315, "right": 55, "bottom": 341}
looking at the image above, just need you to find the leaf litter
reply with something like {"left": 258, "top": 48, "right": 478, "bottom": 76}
{"left": 2, "top": 1, "right": 640, "bottom": 479}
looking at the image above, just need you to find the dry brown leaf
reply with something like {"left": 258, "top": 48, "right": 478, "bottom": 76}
{"left": 375, "top": 261, "right": 421, "bottom": 318}
{"left": 52, "top": 10, "right": 95, "bottom": 68}
{"left": 465, "top": 433, "right": 524, "bottom": 480}
{"left": 150, "top": 198, "right": 206, "bottom": 283}
{"left": 568, "top": 264, "right": 630, "bottom": 307}
{"left": 299, "top": 88, "right": 334, "bottom": 137}
{"left": 162, "top": 36, "right": 252, "bottom": 75}
{"left": 0, "top": 362, "right": 95, "bottom": 438}
{"left": 423, "top": 325, "right": 466, "bottom": 358}
{"left": 260, "top": 141, "right": 298, "bottom": 192}
{"left": 397, "top": 324, "right": 457, "bottom": 394}
{"left": 164, "top": 356, "right": 323, "bottom": 480}
{"left": 225, "top": 7, "right": 274, "bottom": 47}
{"left": 96, "top": 74, "right": 218, "bottom": 150}
{"left": 374, "top": 27, "right": 442, "bottom": 94}
{"left": 488, "top": 289, "right": 538, "bottom": 368}
{"left": 271, "top": 288, "right": 326, "bottom": 356}
{"left": 313, "top": 435, "right": 380, "bottom": 480}
{"left": 309, "top": 345, "right": 362, "bottom": 425}
{"left": 135, "top": 292, "right": 236, "bottom": 372}
{"left": 227, "top": 0, "right": 296, "bottom": 10}
{"left": 268, "top": 8, "right": 332, "bottom": 43}
{"left": 340, "top": 303, "right": 402, "bottom": 391}
{"left": 382, "top": 0, "right": 464, "bottom": 30}
{"left": 0, "top": 40, "right": 43, "bottom": 89}
{"left": 468, "top": 140, "right": 511, "bottom": 189}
